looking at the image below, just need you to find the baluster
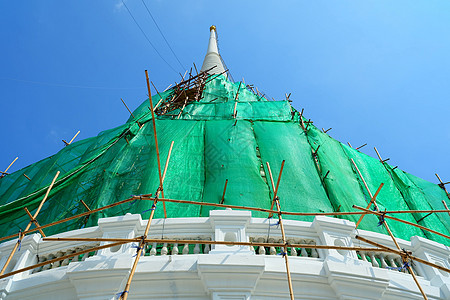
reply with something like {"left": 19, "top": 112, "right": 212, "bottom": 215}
{"left": 33, "top": 255, "right": 45, "bottom": 273}
{"left": 309, "top": 241, "right": 319, "bottom": 258}
{"left": 204, "top": 243, "right": 210, "bottom": 254}
{"left": 51, "top": 251, "right": 64, "bottom": 269}
{"left": 257, "top": 238, "right": 266, "bottom": 255}
{"left": 161, "top": 243, "right": 168, "bottom": 255}
{"left": 249, "top": 237, "right": 255, "bottom": 254}
{"left": 81, "top": 246, "right": 90, "bottom": 261}
{"left": 359, "top": 251, "right": 368, "bottom": 262}
{"left": 42, "top": 254, "right": 55, "bottom": 271}
{"left": 194, "top": 243, "right": 200, "bottom": 254}
{"left": 299, "top": 240, "right": 308, "bottom": 257}
{"left": 379, "top": 253, "right": 388, "bottom": 268}
{"left": 287, "top": 240, "right": 296, "bottom": 256}
{"left": 368, "top": 252, "right": 379, "bottom": 267}
{"left": 394, "top": 257, "right": 406, "bottom": 273}
{"left": 141, "top": 243, "right": 148, "bottom": 256}
{"left": 268, "top": 238, "right": 277, "bottom": 255}
{"left": 182, "top": 243, "right": 190, "bottom": 255}
{"left": 150, "top": 242, "right": 157, "bottom": 256}
{"left": 61, "top": 249, "right": 75, "bottom": 266}
{"left": 387, "top": 255, "right": 397, "bottom": 269}
{"left": 172, "top": 243, "right": 179, "bottom": 255}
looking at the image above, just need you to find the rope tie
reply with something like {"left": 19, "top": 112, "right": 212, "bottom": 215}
{"left": 377, "top": 211, "right": 387, "bottom": 227}
{"left": 116, "top": 291, "right": 129, "bottom": 299}
{"left": 129, "top": 194, "right": 143, "bottom": 206}
{"left": 17, "top": 230, "right": 23, "bottom": 251}
{"left": 269, "top": 221, "right": 280, "bottom": 228}
{"left": 387, "top": 261, "right": 410, "bottom": 271}
{"left": 278, "top": 251, "right": 287, "bottom": 257}
{"left": 141, "top": 203, "right": 156, "bottom": 214}
{"left": 131, "top": 244, "right": 144, "bottom": 257}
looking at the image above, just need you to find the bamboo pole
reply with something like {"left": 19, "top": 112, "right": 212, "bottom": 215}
{"left": 266, "top": 160, "right": 294, "bottom": 298}
{"left": 436, "top": 173, "right": 450, "bottom": 201}
{"left": 355, "top": 235, "right": 450, "bottom": 274}
{"left": 353, "top": 205, "right": 450, "bottom": 240}
{"left": 119, "top": 139, "right": 174, "bottom": 300}
{"left": 119, "top": 199, "right": 157, "bottom": 300}
{"left": 1, "top": 157, "right": 18, "bottom": 177}
{"left": 268, "top": 160, "right": 285, "bottom": 218}
{"left": 0, "top": 171, "right": 60, "bottom": 275}
{"left": 0, "top": 241, "right": 126, "bottom": 280}
{"left": 80, "top": 200, "right": 91, "bottom": 212}
{"left": 350, "top": 158, "right": 428, "bottom": 299}
{"left": 442, "top": 201, "right": 450, "bottom": 217}
{"left": 23, "top": 208, "right": 46, "bottom": 237}
{"left": 120, "top": 98, "right": 141, "bottom": 127}
{"left": 351, "top": 158, "right": 428, "bottom": 299}
{"left": 145, "top": 70, "right": 167, "bottom": 219}
{"left": 68, "top": 131, "right": 80, "bottom": 145}
{"left": 220, "top": 179, "right": 228, "bottom": 205}
{"left": 350, "top": 158, "right": 373, "bottom": 200}
{"left": 355, "top": 183, "right": 384, "bottom": 229}
{"left": 275, "top": 197, "right": 294, "bottom": 299}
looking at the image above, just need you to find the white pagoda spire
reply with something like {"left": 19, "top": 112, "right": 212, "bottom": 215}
{"left": 200, "top": 25, "right": 227, "bottom": 77}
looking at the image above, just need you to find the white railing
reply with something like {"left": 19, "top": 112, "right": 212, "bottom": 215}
{"left": 0, "top": 210, "right": 448, "bottom": 284}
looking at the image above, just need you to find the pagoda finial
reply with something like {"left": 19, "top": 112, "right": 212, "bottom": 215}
{"left": 200, "top": 25, "right": 227, "bottom": 77}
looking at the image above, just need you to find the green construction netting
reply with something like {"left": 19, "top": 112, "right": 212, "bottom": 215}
{"left": 0, "top": 74, "right": 449, "bottom": 246}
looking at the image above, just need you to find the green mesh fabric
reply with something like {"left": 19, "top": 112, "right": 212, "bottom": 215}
{"left": 0, "top": 74, "right": 449, "bottom": 245}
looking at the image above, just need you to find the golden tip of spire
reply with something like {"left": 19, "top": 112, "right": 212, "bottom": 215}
{"left": 210, "top": 25, "right": 216, "bottom": 31}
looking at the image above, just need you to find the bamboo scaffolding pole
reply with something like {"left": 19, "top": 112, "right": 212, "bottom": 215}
{"left": 355, "top": 183, "right": 384, "bottom": 229}
{"left": 68, "top": 131, "right": 80, "bottom": 145}
{"left": 220, "top": 179, "right": 228, "bottom": 205}
{"left": 0, "top": 171, "right": 60, "bottom": 275}
{"left": 266, "top": 160, "right": 294, "bottom": 298}
{"left": 119, "top": 199, "right": 157, "bottom": 300}
{"left": 355, "top": 235, "right": 450, "bottom": 274}
{"left": 23, "top": 207, "right": 46, "bottom": 237}
{"left": 435, "top": 173, "right": 450, "bottom": 201}
{"left": 145, "top": 70, "right": 167, "bottom": 219}
{"left": 353, "top": 205, "right": 450, "bottom": 240}
{"left": 356, "top": 143, "right": 367, "bottom": 150}
{"left": 120, "top": 98, "right": 141, "bottom": 127}
{"left": 443, "top": 201, "right": 450, "bottom": 217}
{"left": 350, "top": 158, "right": 373, "bottom": 200}
{"left": 43, "top": 237, "right": 390, "bottom": 253}
{"left": 376, "top": 221, "right": 427, "bottom": 298}
{"left": 0, "top": 241, "right": 126, "bottom": 280}
{"left": 1, "top": 157, "right": 18, "bottom": 177}
{"left": 268, "top": 160, "right": 285, "bottom": 218}
{"left": 175, "top": 65, "right": 216, "bottom": 87}
{"left": 374, "top": 147, "right": 390, "bottom": 163}
{"left": 119, "top": 139, "right": 174, "bottom": 300}
{"left": 275, "top": 195, "right": 295, "bottom": 299}
{"left": 350, "top": 159, "right": 428, "bottom": 299}
{"left": 80, "top": 200, "right": 91, "bottom": 212}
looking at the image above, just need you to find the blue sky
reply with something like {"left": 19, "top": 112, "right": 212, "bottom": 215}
{"left": 1, "top": 1, "right": 449, "bottom": 185}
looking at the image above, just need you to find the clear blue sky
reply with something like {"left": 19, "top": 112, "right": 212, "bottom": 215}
{"left": 1, "top": 1, "right": 449, "bottom": 184}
